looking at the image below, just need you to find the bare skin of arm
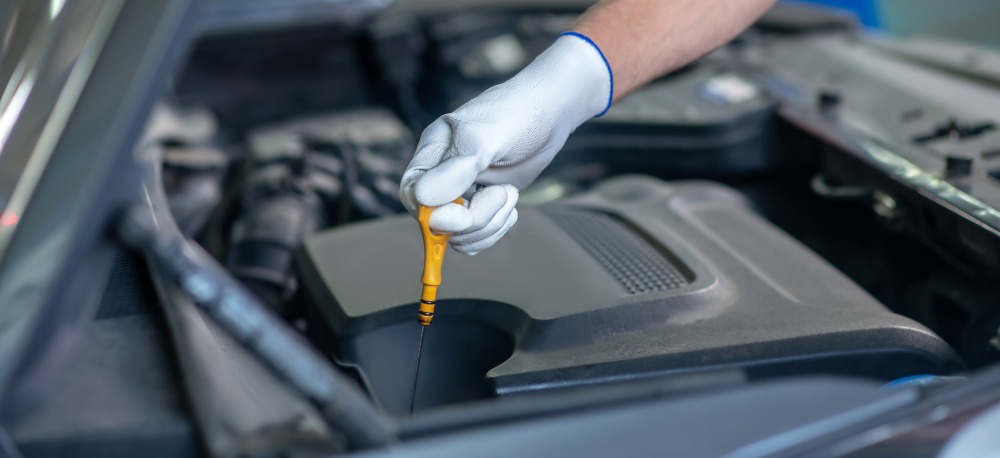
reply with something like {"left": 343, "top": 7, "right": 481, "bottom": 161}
{"left": 575, "top": 0, "right": 778, "bottom": 101}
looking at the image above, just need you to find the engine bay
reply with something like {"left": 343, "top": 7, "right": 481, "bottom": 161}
{"left": 9, "top": 2, "right": 1000, "bottom": 457}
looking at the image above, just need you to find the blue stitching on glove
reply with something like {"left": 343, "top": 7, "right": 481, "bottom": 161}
{"left": 560, "top": 31, "right": 613, "bottom": 117}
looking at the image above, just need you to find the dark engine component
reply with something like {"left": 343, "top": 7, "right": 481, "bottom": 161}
{"left": 226, "top": 159, "right": 339, "bottom": 310}
{"left": 144, "top": 103, "right": 225, "bottom": 237}
{"left": 745, "top": 33, "right": 1000, "bottom": 275}
{"left": 227, "top": 109, "right": 411, "bottom": 310}
{"left": 566, "top": 57, "right": 779, "bottom": 178}
{"left": 387, "top": 5, "right": 851, "bottom": 180}
{"left": 162, "top": 145, "right": 228, "bottom": 237}
{"left": 296, "top": 176, "right": 962, "bottom": 416}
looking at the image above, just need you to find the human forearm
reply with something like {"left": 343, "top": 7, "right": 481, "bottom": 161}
{"left": 400, "top": 0, "right": 777, "bottom": 255}
{"left": 574, "top": 0, "right": 777, "bottom": 100}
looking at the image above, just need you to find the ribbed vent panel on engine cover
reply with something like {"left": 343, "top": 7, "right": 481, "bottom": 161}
{"left": 542, "top": 206, "right": 689, "bottom": 294}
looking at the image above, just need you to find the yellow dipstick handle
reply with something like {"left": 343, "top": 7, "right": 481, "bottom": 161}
{"left": 416, "top": 199, "right": 462, "bottom": 326}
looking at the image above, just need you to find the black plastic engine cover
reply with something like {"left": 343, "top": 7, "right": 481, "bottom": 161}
{"left": 296, "top": 176, "right": 961, "bottom": 415}
{"left": 565, "top": 58, "right": 780, "bottom": 178}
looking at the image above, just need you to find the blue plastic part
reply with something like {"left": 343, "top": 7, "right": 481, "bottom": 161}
{"left": 560, "top": 31, "right": 614, "bottom": 117}
{"left": 883, "top": 374, "right": 965, "bottom": 389}
{"left": 782, "top": 0, "right": 881, "bottom": 28}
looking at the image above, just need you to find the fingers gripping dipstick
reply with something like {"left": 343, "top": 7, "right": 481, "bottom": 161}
{"left": 410, "top": 199, "right": 462, "bottom": 414}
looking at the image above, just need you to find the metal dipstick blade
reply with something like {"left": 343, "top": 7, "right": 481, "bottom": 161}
{"left": 409, "top": 325, "right": 427, "bottom": 415}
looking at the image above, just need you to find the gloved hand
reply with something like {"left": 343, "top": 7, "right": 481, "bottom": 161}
{"left": 400, "top": 33, "right": 612, "bottom": 255}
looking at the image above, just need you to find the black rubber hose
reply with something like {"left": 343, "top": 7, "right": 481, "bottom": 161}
{"left": 117, "top": 207, "right": 396, "bottom": 448}
{"left": 118, "top": 146, "right": 396, "bottom": 449}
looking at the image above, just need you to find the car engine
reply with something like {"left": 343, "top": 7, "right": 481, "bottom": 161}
{"left": 9, "top": 2, "right": 1000, "bottom": 457}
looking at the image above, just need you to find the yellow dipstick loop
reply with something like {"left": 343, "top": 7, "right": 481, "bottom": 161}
{"left": 416, "top": 198, "right": 462, "bottom": 325}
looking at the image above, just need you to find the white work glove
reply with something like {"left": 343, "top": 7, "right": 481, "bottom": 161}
{"left": 400, "top": 33, "right": 613, "bottom": 255}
